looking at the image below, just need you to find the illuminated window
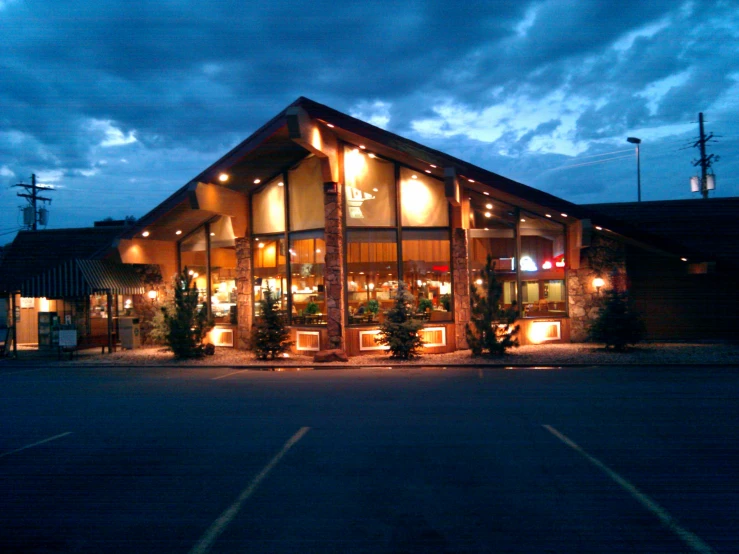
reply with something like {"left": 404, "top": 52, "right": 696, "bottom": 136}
{"left": 289, "top": 231, "right": 326, "bottom": 325}
{"left": 209, "top": 216, "right": 237, "bottom": 324}
{"left": 344, "top": 146, "right": 396, "bottom": 227}
{"left": 252, "top": 176, "right": 285, "bottom": 234}
{"left": 289, "top": 157, "right": 325, "bottom": 231}
{"left": 402, "top": 229, "right": 452, "bottom": 321}
{"left": 400, "top": 167, "right": 448, "bottom": 227}
{"left": 179, "top": 227, "right": 207, "bottom": 308}
{"left": 252, "top": 236, "right": 286, "bottom": 317}
{"left": 346, "top": 229, "right": 398, "bottom": 324}
{"left": 520, "top": 212, "right": 566, "bottom": 317}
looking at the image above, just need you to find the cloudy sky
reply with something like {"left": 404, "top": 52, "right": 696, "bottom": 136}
{"left": 1, "top": 0, "right": 738, "bottom": 240}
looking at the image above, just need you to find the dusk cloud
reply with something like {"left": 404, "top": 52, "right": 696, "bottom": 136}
{"left": 1, "top": 0, "right": 737, "bottom": 237}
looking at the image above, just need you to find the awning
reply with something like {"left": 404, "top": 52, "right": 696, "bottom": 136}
{"left": 21, "top": 259, "right": 146, "bottom": 299}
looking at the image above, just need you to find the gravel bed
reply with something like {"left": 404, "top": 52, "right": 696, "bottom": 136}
{"left": 39, "top": 342, "right": 739, "bottom": 367}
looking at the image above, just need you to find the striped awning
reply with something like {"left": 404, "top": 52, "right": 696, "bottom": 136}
{"left": 21, "top": 259, "right": 146, "bottom": 299}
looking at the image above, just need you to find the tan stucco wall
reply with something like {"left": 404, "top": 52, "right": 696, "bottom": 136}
{"left": 118, "top": 239, "right": 178, "bottom": 282}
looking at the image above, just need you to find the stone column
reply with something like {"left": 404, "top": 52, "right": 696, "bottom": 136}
{"left": 323, "top": 181, "right": 346, "bottom": 351}
{"left": 235, "top": 236, "right": 253, "bottom": 350}
{"left": 452, "top": 227, "right": 471, "bottom": 349}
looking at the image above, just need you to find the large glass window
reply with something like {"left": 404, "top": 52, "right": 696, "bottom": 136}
{"left": 519, "top": 212, "right": 566, "bottom": 317}
{"left": 289, "top": 230, "right": 325, "bottom": 325}
{"left": 252, "top": 176, "right": 285, "bottom": 234}
{"left": 402, "top": 229, "right": 452, "bottom": 321}
{"left": 253, "top": 236, "right": 287, "bottom": 317}
{"left": 400, "top": 167, "right": 448, "bottom": 227}
{"left": 209, "top": 217, "right": 237, "bottom": 324}
{"left": 346, "top": 229, "right": 398, "bottom": 324}
{"left": 289, "top": 156, "right": 325, "bottom": 231}
{"left": 344, "top": 146, "right": 396, "bottom": 227}
{"left": 469, "top": 194, "right": 518, "bottom": 308}
{"left": 179, "top": 227, "right": 208, "bottom": 309}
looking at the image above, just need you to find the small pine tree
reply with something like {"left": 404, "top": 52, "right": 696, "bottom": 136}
{"left": 588, "top": 288, "right": 645, "bottom": 351}
{"left": 162, "top": 268, "right": 213, "bottom": 359}
{"left": 466, "top": 254, "right": 519, "bottom": 357}
{"left": 252, "top": 285, "right": 293, "bottom": 359}
{"left": 377, "top": 282, "right": 424, "bottom": 360}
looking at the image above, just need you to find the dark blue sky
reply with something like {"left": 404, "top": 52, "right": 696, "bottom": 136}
{"left": 2, "top": 0, "right": 738, "bottom": 239}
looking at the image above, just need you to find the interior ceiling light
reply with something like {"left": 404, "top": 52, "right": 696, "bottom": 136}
{"left": 175, "top": 230, "right": 182, "bottom": 235}
{"left": 210, "top": 232, "right": 215, "bottom": 236}
{"left": 520, "top": 218, "right": 526, "bottom": 222}
{"left": 258, "top": 243, "right": 265, "bottom": 248}
{"left": 484, "top": 212, "right": 492, "bottom": 218}
{"left": 359, "top": 145, "right": 366, "bottom": 149}
{"left": 368, "top": 153, "right": 376, "bottom": 158}
{"left": 141, "top": 231, "right": 150, "bottom": 237}
{"left": 485, "top": 203, "right": 493, "bottom": 209}
{"left": 218, "top": 173, "right": 229, "bottom": 182}
{"left": 411, "top": 174, "right": 418, "bottom": 179}
{"left": 277, "top": 181, "right": 284, "bottom": 187}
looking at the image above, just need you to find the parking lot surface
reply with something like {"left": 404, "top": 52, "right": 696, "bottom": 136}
{"left": 1, "top": 364, "right": 737, "bottom": 553}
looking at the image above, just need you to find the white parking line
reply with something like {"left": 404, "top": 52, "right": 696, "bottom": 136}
{"left": 543, "top": 424, "right": 717, "bottom": 554}
{"left": 0, "top": 432, "right": 73, "bottom": 459}
{"left": 211, "top": 369, "right": 247, "bottom": 380}
{"left": 189, "top": 426, "right": 310, "bottom": 554}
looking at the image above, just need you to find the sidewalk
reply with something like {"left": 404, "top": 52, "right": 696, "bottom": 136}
{"left": 4, "top": 342, "right": 739, "bottom": 368}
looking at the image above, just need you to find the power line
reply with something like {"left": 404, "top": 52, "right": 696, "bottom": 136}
{"left": 13, "top": 174, "right": 54, "bottom": 231}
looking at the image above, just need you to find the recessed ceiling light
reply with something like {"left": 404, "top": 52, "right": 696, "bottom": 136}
{"left": 681, "top": 257, "right": 688, "bottom": 262}
{"left": 359, "top": 145, "right": 366, "bottom": 149}
{"left": 561, "top": 213, "right": 568, "bottom": 218}
{"left": 411, "top": 174, "right": 418, "bottom": 179}
{"left": 483, "top": 192, "right": 489, "bottom": 196}
{"left": 485, "top": 203, "right": 493, "bottom": 209}
{"left": 545, "top": 214, "right": 552, "bottom": 218}
{"left": 484, "top": 212, "right": 492, "bottom": 218}
{"left": 253, "top": 179, "right": 261, "bottom": 184}
{"left": 468, "top": 179, "right": 475, "bottom": 183}
{"left": 210, "top": 232, "right": 215, "bottom": 236}
{"left": 142, "top": 231, "right": 150, "bottom": 237}
{"left": 175, "top": 230, "right": 182, "bottom": 235}
{"left": 327, "top": 123, "right": 335, "bottom": 128}
{"left": 595, "top": 226, "right": 603, "bottom": 230}
{"left": 316, "top": 249, "right": 321, "bottom": 253}
{"left": 368, "top": 153, "right": 376, "bottom": 158}
{"left": 520, "top": 218, "right": 526, "bottom": 222}
{"left": 218, "top": 173, "right": 229, "bottom": 182}
{"left": 430, "top": 164, "right": 437, "bottom": 168}
{"left": 258, "top": 243, "right": 265, "bottom": 248}
{"left": 372, "top": 188, "right": 379, "bottom": 192}
{"left": 277, "top": 182, "right": 284, "bottom": 187}
{"left": 425, "top": 170, "right": 431, "bottom": 173}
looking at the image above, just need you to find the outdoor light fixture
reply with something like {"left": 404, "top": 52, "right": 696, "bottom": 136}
{"left": 218, "top": 173, "right": 229, "bottom": 182}
{"left": 475, "top": 278, "right": 483, "bottom": 285}
{"left": 147, "top": 289, "right": 158, "bottom": 302}
{"left": 593, "top": 277, "right": 605, "bottom": 293}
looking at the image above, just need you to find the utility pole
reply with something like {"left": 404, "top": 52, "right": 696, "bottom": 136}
{"left": 13, "top": 173, "right": 54, "bottom": 230}
{"left": 691, "top": 112, "right": 719, "bottom": 199}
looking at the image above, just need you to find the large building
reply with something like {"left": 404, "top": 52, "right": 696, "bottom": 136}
{"left": 3, "top": 98, "right": 737, "bottom": 354}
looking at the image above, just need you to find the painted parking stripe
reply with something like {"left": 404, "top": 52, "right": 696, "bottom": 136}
{"left": 543, "top": 425, "right": 717, "bottom": 554}
{"left": 211, "top": 369, "right": 247, "bottom": 380}
{"left": 189, "top": 426, "right": 310, "bottom": 554}
{"left": 0, "top": 432, "right": 73, "bottom": 459}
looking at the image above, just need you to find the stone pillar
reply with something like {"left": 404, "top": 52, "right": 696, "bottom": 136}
{"left": 323, "top": 181, "right": 346, "bottom": 351}
{"left": 235, "top": 236, "right": 253, "bottom": 350}
{"left": 452, "top": 227, "right": 471, "bottom": 349}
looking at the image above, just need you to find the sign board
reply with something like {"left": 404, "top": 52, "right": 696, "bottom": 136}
{"left": 20, "top": 297, "right": 35, "bottom": 309}
{"left": 58, "top": 330, "right": 77, "bottom": 348}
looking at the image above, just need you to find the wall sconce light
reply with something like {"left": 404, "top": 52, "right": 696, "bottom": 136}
{"left": 147, "top": 289, "right": 158, "bottom": 302}
{"left": 592, "top": 277, "right": 605, "bottom": 294}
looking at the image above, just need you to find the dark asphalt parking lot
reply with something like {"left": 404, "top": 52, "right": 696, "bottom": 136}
{"left": 0, "top": 363, "right": 737, "bottom": 553}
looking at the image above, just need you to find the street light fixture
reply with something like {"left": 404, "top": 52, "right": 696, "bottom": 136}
{"left": 627, "top": 137, "right": 642, "bottom": 202}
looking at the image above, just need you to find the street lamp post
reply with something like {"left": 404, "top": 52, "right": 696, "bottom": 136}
{"left": 627, "top": 137, "right": 642, "bottom": 202}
